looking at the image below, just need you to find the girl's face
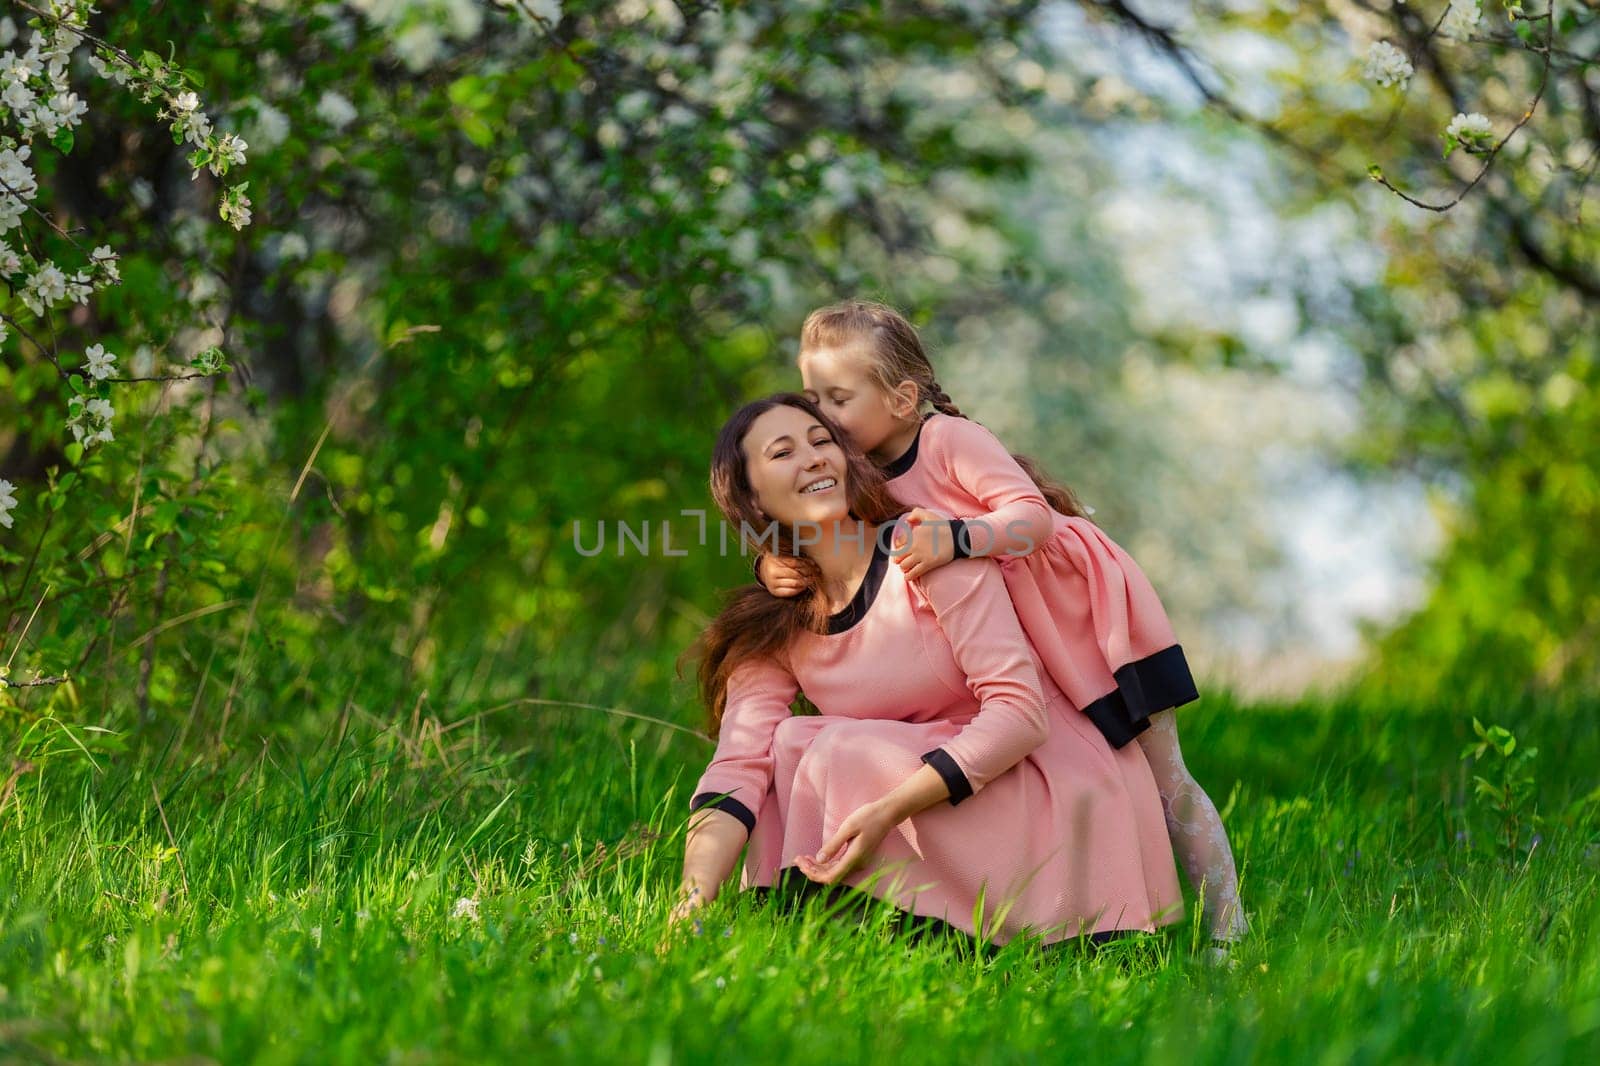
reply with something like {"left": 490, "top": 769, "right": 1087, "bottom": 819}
{"left": 798, "top": 343, "right": 913, "bottom": 457}
{"left": 740, "top": 403, "right": 850, "bottom": 530}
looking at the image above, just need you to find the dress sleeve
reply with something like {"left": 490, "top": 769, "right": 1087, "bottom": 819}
{"left": 914, "top": 558, "right": 1050, "bottom": 803}
{"left": 689, "top": 654, "right": 799, "bottom": 835}
{"left": 930, "top": 417, "right": 1056, "bottom": 561}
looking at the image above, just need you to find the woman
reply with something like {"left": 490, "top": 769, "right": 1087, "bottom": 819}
{"left": 673, "top": 394, "right": 1180, "bottom": 944}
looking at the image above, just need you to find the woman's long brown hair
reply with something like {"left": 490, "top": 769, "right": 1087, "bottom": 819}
{"left": 800, "top": 299, "right": 1089, "bottom": 518}
{"left": 685, "top": 393, "right": 909, "bottom": 738}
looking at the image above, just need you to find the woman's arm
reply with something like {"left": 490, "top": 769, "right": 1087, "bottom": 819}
{"left": 932, "top": 417, "right": 1056, "bottom": 560}
{"left": 673, "top": 655, "right": 799, "bottom": 918}
{"left": 799, "top": 560, "right": 1050, "bottom": 885}
{"left": 671, "top": 806, "right": 753, "bottom": 924}
{"left": 916, "top": 557, "right": 1050, "bottom": 800}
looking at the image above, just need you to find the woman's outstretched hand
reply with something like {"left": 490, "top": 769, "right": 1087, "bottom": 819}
{"left": 795, "top": 800, "right": 898, "bottom": 885}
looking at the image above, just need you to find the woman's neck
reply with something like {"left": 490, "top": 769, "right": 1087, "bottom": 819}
{"left": 803, "top": 518, "right": 878, "bottom": 611}
{"left": 868, "top": 416, "right": 924, "bottom": 469}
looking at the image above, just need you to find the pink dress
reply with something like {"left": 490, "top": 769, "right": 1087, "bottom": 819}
{"left": 884, "top": 414, "right": 1199, "bottom": 748}
{"left": 693, "top": 530, "right": 1181, "bottom": 944}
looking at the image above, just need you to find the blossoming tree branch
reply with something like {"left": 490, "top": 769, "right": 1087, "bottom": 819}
{"left": 1, "top": 0, "right": 249, "bottom": 688}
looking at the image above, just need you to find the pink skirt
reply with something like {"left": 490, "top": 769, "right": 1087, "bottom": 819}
{"left": 735, "top": 695, "right": 1182, "bottom": 944}
{"left": 999, "top": 517, "right": 1198, "bottom": 748}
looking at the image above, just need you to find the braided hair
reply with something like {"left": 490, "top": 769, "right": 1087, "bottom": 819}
{"left": 799, "top": 300, "right": 1089, "bottom": 519}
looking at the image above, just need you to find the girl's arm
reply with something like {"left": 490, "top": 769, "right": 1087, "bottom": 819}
{"left": 675, "top": 655, "right": 799, "bottom": 912}
{"left": 914, "top": 557, "right": 1050, "bottom": 801}
{"left": 931, "top": 417, "right": 1056, "bottom": 561}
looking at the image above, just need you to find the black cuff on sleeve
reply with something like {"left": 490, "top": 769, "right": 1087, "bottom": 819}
{"left": 690, "top": 791, "right": 757, "bottom": 834}
{"left": 946, "top": 519, "right": 972, "bottom": 559}
{"left": 920, "top": 748, "right": 974, "bottom": 806}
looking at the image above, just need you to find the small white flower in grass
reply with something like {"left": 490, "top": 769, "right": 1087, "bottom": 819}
{"left": 451, "top": 896, "right": 480, "bottom": 922}
{"left": 1440, "top": 1, "right": 1480, "bottom": 41}
{"left": 1445, "top": 111, "right": 1494, "bottom": 156}
{"left": 1363, "top": 41, "right": 1413, "bottom": 89}
{"left": 310, "top": 925, "right": 323, "bottom": 947}
{"left": 84, "top": 343, "right": 116, "bottom": 381}
{"left": 315, "top": 90, "right": 358, "bottom": 131}
{"left": 0, "top": 478, "right": 18, "bottom": 530}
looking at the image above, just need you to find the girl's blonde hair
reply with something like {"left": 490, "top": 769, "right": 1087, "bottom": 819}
{"left": 799, "top": 300, "right": 1089, "bottom": 518}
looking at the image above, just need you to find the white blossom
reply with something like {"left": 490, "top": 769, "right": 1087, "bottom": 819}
{"left": 65, "top": 269, "right": 92, "bottom": 305}
{"left": 90, "top": 244, "right": 120, "bottom": 282}
{"left": 450, "top": 897, "right": 481, "bottom": 922}
{"left": 220, "top": 187, "right": 252, "bottom": 230}
{"left": 207, "top": 131, "right": 248, "bottom": 177}
{"left": 68, "top": 396, "right": 115, "bottom": 447}
{"left": 315, "top": 90, "right": 358, "bottom": 131}
{"left": 0, "top": 145, "right": 38, "bottom": 200}
{"left": 21, "top": 263, "right": 67, "bottom": 314}
{"left": 0, "top": 240, "right": 21, "bottom": 276}
{"left": 2, "top": 79, "right": 35, "bottom": 113}
{"left": 1447, "top": 111, "right": 1493, "bottom": 147}
{"left": 0, "top": 18, "right": 16, "bottom": 49}
{"left": 171, "top": 91, "right": 200, "bottom": 113}
{"left": 1440, "top": 2, "right": 1481, "bottom": 41}
{"left": 1363, "top": 41, "right": 1413, "bottom": 90}
{"left": 84, "top": 343, "right": 116, "bottom": 381}
{"left": 0, "top": 193, "right": 27, "bottom": 233}
{"left": 0, "top": 478, "right": 17, "bottom": 530}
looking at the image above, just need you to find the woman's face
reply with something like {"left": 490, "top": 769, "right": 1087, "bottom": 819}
{"left": 740, "top": 404, "right": 851, "bottom": 531}
{"left": 798, "top": 343, "right": 906, "bottom": 457}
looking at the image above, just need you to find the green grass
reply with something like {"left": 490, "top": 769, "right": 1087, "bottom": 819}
{"left": 2, "top": 688, "right": 1597, "bottom": 1063}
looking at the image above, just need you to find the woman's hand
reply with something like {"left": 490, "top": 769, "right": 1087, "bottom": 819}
{"left": 667, "top": 881, "right": 715, "bottom": 928}
{"left": 795, "top": 800, "right": 900, "bottom": 885}
{"left": 892, "top": 508, "right": 960, "bottom": 580}
{"left": 757, "top": 553, "right": 811, "bottom": 598}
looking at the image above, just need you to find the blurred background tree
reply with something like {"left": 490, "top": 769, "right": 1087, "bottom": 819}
{"left": 1, "top": 0, "right": 1593, "bottom": 747}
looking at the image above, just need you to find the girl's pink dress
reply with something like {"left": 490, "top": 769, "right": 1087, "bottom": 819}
{"left": 693, "top": 530, "right": 1181, "bottom": 944}
{"left": 884, "top": 414, "right": 1198, "bottom": 748}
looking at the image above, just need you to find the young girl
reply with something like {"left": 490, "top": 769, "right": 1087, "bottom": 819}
{"left": 754, "top": 299, "right": 1248, "bottom": 944}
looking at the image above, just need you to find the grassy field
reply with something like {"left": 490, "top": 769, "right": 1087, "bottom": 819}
{"left": 2, "top": 685, "right": 1597, "bottom": 1064}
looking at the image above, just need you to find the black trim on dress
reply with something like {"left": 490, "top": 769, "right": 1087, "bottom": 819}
{"left": 825, "top": 535, "right": 890, "bottom": 635}
{"left": 920, "top": 747, "right": 974, "bottom": 805}
{"left": 881, "top": 415, "right": 931, "bottom": 479}
{"left": 946, "top": 518, "right": 972, "bottom": 560}
{"left": 1080, "top": 643, "right": 1200, "bottom": 749}
{"left": 690, "top": 791, "right": 757, "bottom": 835}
